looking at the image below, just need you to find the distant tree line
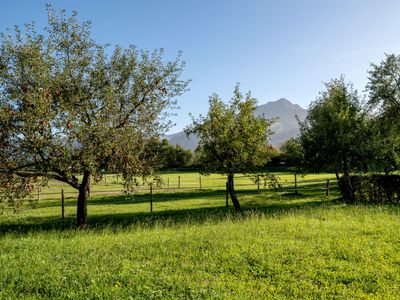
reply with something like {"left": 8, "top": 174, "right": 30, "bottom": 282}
{"left": 159, "top": 139, "right": 194, "bottom": 169}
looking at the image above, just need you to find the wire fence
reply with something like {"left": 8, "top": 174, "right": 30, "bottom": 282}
{"left": 22, "top": 173, "right": 338, "bottom": 202}
{"left": 1, "top": 173, "right": 339, "bottom": 218}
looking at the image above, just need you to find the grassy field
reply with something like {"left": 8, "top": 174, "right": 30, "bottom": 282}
{"left": 17, "top": 171, "right": 336, "bottom": 202}
{"left": 1, "top": 171, "right": 400, "bottom": 299}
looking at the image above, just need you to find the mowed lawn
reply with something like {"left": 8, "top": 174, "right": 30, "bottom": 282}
{"left": 1, "top": 172, "right": 400, "bottom": 299}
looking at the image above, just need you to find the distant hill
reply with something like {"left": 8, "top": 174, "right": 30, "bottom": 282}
{"left": 166, "top": 98, "right": 307, "bottom": 150}
{"left": 165, "top": 131, "right": 200, "bottom": 151}
{"left": 254, "top": 98, "right": 307, "bottom": 146}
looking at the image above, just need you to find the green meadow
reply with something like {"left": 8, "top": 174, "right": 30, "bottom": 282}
{"left": 1, "top": 172, "right": 400, "bottom": 299}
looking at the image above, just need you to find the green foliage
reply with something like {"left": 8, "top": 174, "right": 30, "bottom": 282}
{"left": 279, "top": 137, "right": 303, "bottom": 168}
{"left": 367, "top": 54, "right": 400, "bottom": 172}
{"left": 159, "top": 139, "right": 193, "bottom": 169}
{"left": 339, "top": 174, "right": 400, "bottom": 203}
{"left": 264, "top": 145, "right": 282, "bottom": 167}
{"left": 368, "top": 53, "right": 400, "bottom": 116}
{"left": 186, "top": 84, "right": 274, "bottom": 210}
{"left": 357, "top": 116, "right": 400, "bottom": 173}
{"left": 186, "top": 84, "right": 273, "bottom": 175}
{"left": 298, "top": 77, "right": 365, "bottom": 179}
{"left": 0, "top": 6, "right": 189, "bottom": 222}
{"left": 254, "top": 173, "right": 282, "bottom": 191}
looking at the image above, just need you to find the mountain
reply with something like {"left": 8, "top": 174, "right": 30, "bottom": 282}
{"left": 254, "top": 98, "right": 307, "bottom": 146}
{"left": 166, "top": 131, "right": 200, "bottom": 150}
{"left": 166, "top": 98, "right": 307, "bottom": 150}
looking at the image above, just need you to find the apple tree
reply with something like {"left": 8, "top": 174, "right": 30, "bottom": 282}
{"left": 0, "top": 6, "right": 189, "bottom": 226}
{"left": 186, "top": 85, "right": 273, "bottom": 211}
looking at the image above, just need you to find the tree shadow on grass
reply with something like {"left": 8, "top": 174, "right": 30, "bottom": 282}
{"left": 90, "top": 189, "right": 229, "bottom": 206}
{"left": 33, "top": 188, "right": 262, "bottom": 209}
{"left": 27, "top": 178, "right": 341, "bottom": 210}
{"left": 0, "top": 193, "right": 340, "bottom": 235}
{"left": 87, "top": 197, "right": 342, "bottom": 229}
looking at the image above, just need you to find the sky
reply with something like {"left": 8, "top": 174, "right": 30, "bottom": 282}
{"left": 1, "top": 0, "right": 400, "bottom": 134}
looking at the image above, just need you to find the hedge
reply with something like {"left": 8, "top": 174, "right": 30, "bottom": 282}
{"left": 339, "top": 174, "right": 400, "bottom": 203}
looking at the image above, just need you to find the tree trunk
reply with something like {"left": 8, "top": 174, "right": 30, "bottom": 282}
{"left": 77, "top": 171, "right": 90, "bottom": 227}
{"left": 334, "top": 162, "right": 340, "bottom": 181}
{"left": 384, "top": 166, "right": 389, "bottom": 176}
{"left": 227, "top": 173, "right": 241, "bottom": 212}
{"left": 341, "top": 155, "right": 355, "bottom": 203}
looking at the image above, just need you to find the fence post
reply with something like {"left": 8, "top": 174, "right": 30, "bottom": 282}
{"left": 226, "top": 182, "right": 229, "bottom": 208}
{"left": 104, "top": 174, "right": 106, "bottom": 183}
{"left": 167, "top": 177, "right": 170, "bottom": 188}
{"left": 37, "top": 187, "right": 41, "bottom": 202}
{"left": 116, "top": 174, "right": 119, "bottom": 183}
{"left": 199, "top": 175, "right": 202, "bottom": 189}
{"left": 61, "top": 189, "right": 65, "bottom": 220}
{"left": 178, "top": 176, "right": 181, "bottom": 189}
{"left": 326, "top": 179, "right": 330, "bottom": 196}
{"left": 257, "top": 175, "right": 260, "bottom": 194}
{"left": 150, "top": 184, "right": 153, "bottom": 212}
{"left": 294, "top": 173, "right": 298, "bottom": 195}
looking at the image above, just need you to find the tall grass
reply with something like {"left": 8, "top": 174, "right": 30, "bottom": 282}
{"left": 1, "top": 172, "right": 399, "bottom": 299}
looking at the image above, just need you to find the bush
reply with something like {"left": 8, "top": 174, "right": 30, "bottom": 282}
{"left": 339, "top": 175, "right": 400, "bottom": 203}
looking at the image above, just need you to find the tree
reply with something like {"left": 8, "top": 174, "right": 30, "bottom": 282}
{"left": 0, "top": 6, "right": 189, "bottom": 226}
{"left": 279, "top": 137, "right": 303, "bottom": 169}
{"left": 159, "top": 139, "right": 193, "bottom": 169}
{"left": 367, "top": 54, "right": 400, "bottom": 172}
{"left": 173, "top": 145, "right": 193, "bottom": 168}
{"left": 185, "top": 85, "right": 273, "bottom": 211}
{"left": 298, "top": 77, "right": 365, "bottom": 202}
{"left": 264, "top": 145, "right": 281, "bottom": 167}
{"left": 368, "top": 54, "right": 400, "bottom": 115}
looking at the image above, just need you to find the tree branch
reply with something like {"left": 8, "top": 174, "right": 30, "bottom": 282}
{"left": 116, "top": 77, "right": 162, "bottom": 129}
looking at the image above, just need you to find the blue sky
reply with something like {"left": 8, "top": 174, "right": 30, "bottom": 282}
{"left": 1, "top": 0, "right": 400, "bottom": 133}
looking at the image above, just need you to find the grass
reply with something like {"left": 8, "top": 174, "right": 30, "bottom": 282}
{"left": 1, "top": 171, "right": 400, "bottom": 299}
{"left": 25, "top": 171, "right": 336, "bottom": 201}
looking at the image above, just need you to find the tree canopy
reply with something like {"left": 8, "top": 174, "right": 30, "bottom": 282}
{"left": 279, "top": 137, "right": 303, "bottom": 169}
{"left": 299, "top": 77, "right": 365, "bottom": 177}
{"left": 368, "top": 54, "right": 400, "bottom": 115}
{"left": 186, "top": 85, "right": 273, "bottom": 211}
{"left": 298, "top": 77, "right": 366, "bottom": 201}
{"left": 0, "top": 6, "right": 189, "bottom": 226}
{"left": 159, "top": 139, "right": 193, "bottom": 169}
{"left": 366, "top": 54, "right": 400, "bottom": 172}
